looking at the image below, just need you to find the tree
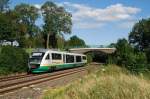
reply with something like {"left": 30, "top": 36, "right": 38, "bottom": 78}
{"left": 41, "top": 1, "right": 72, "bottom": 48}
{"left": 114, "top": 39, "right": 135, "bottom": 66}
{"left": 0, "top": 13, "right": 13, "bottom": 40}
{"left": 0, "top": 10, "right": 28, "bottom": 46}
{"left": 14, "top": 3, "right": 39, "bottom": 47}
{"left": 15, "top": 3, "right": 39, "bottom": 37}
{"left": 66, "top": 35, "right": 86, "bottom": 48}
{"left": 108, "top": 43, "right": 116, "bottom": 48}
{"left": 129, "top": 18, "right": 150, "bottom": 51}
{"left": 129, "top": 18, "right": 150, "bottom": 62}
{"left": 0, "top": 0, "right": 9, "bottom": 12}
{"left": 33, "top": 32, "right": 45, "bottom": 48}
{"left": 108, "top": 38, "right": 147, "bottom": 72}
{"left": 57, "top": 35, "right": 65, "bottom": 50}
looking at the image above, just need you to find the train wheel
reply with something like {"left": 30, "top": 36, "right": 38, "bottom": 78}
{"left": 27, "top": 70, "right": 31, "bottom": 74}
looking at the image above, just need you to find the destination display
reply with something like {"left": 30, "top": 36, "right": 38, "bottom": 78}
{"left": 32, "top": 53, "right": 44, "bottom": 57}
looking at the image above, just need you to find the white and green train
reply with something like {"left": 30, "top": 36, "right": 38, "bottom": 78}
{"left": 28, "top": 49, "right": 87, "bottom": 73}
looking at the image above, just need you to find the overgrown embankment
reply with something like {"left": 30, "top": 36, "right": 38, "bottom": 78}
{"left": 43, "top": 65, "right": 150, "bottom": 99}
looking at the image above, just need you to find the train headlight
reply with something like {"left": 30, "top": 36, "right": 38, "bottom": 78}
{"left": 31, "top": 65, "right": 37, "bottom": 69}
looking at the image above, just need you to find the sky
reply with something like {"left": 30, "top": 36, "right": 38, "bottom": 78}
{"left": 10, "top": 0, "right": 150, "bottom": 45}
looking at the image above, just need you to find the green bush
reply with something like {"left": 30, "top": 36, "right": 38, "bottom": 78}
{"left": 86, "top": 53, "right": 93, "bottom": 63}
{"left": 145, "top": 48, "right": 150, "bottom": 64}
{"left": 0, "top": 46, "right": 29, "bottom": 75}
{"left": 108, "top": 39, "right": 148, "bottom": 73}
{"left": 107, "top": 55, "right": 116, "bottom": 64}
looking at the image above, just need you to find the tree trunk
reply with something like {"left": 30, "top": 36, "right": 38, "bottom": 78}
{"left": 46, "top": 33, "right": 50, "bottom": 49}
{"left": 50, "top": 34, "right": 57, "bottom": 48}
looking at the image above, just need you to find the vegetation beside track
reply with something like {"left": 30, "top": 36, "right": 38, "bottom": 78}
{"left": 0, "top": 46, "right": 28, "bottom": 75}
{"left": 43, "top": 65, "right": 150, "bottom": 99}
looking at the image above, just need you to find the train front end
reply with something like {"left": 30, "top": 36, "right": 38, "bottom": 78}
{"left": 28, "top": 52, "right": 45, "bottom": 73}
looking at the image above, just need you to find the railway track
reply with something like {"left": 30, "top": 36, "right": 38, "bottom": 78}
{"left": 0, "top": 63, "right": 100, "bottom": 82}
{"left": 0, "top": 73, "right": 27, "bottom": 80}
{"left": 0, "top": 67, "right": 86, "bottom": 95}
{"left": 0, "top": 74, "right": 36, "bottom": 82}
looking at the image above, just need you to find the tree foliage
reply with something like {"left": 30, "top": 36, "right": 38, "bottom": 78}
{"left": 0, "top": 46, "right": 28, "bottom": 75}
{"left": 0, "top": 10, "right": 29, "bottom": 46}
{"left": 0, "top": 11, "right": 20, "bottom": 40}
{"left": 108, "top": 38, "right": 147, "bottom": 72}
{"left": 15, "top": 3, "right": 39, "bottom": 37}
{"left": 129, "top": 18, "right": 150, "bottom": 51}
{"left": 0, "top": 13, "right": 13, "bottom": 40}
{"left": 14, "top": 4, "right": 39, "bottom": 47}
{"left": 129, "top": 18, "right": 150, "bottom": 62}
{"left": 66, "top": 35, "right": 86, "bottom": 48}
{"left": 57, "top": 35, "right": 65, "bottom": 50}
{"left": 41, "top": 1, "right": 72, "bottom": 48}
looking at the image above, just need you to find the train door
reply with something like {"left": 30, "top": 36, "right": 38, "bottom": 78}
{"left": 44, "top": 52, "right": 51, "bottom": 66}
{"left": 63, "top": 54, "right": 66, "bottom": 63}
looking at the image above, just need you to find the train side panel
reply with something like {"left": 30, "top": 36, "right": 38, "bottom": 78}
{"left": 29, "top": 50, "right": 87, "bottom": 73}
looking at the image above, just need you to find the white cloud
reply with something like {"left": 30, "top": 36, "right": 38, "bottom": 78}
{"left": 62, "top": 2, "right": 141, "bottom": 29}
{"left": 34, "top": 4, "right": 41, "bottom": 9}
{"left": 74, "top": 22, "right": 105, "bottom": 29}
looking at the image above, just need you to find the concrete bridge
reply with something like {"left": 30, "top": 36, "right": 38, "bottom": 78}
{"left": 69, "top": 48, "right": 116, "bottom": 54}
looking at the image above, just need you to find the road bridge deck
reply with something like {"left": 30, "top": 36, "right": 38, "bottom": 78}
{"left": 69, "top": 48, "right": 116, "bottom": 54}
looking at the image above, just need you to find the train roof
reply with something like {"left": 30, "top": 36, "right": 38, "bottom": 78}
{"left": 32, "top": 48, "right": 86, "bottom": 56}
{"left": 33, "top": 48, "right": 49, "bottom": 52}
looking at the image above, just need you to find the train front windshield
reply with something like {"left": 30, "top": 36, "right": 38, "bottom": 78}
{"left": 29, "top": 52, "right": 45, "bottom": 64}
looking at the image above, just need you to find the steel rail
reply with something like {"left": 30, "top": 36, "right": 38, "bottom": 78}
{"left": 0, "top": 67, "right": 86, "bottom": 95}
{"left": 0, "top": 74, "right": 36, "bottom": 82}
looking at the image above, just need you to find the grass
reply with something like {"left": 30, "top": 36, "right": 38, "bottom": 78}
{"left": 42, "top": 65, "right": 150, "bottom": 99}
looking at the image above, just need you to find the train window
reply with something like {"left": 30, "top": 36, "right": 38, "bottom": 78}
{"left": 30, "top": 52, "right": 45, "bottom": 63}
{"left": 45, "top": 54, "right": 50, "bottom": 60}
{"left": 66, "top": 55, "right": 74, "bottom": 63}
{"left": 82, "top": 56, "right": 86, "bottom": 60}
{"left": 76, "top": 56, "right": 81, "bottom": 62}
{"left": 29, "top": 57, "right": 42, "bottom": 63}
{"left": 52, "top": 53, "right": 62, "bottom": 60}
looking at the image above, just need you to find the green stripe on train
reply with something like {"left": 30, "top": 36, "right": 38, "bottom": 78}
{"left": 31, "top": 63, "right": 85, "bottom": 73}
